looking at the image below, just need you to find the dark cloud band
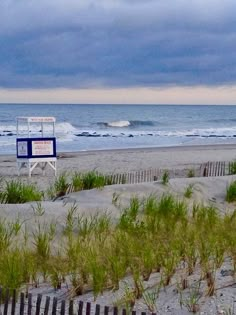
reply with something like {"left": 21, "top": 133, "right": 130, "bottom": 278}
{"left": 1, "top": 0, "right": 236, "bottom": 88}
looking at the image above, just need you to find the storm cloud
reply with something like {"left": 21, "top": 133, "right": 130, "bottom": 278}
{"left": 1, "top": 0, "right": 236, "bottom": 88}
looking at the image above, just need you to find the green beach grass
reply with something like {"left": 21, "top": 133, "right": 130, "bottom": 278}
{"left": 0, "top": 193, "right": 235, "bottom": 312}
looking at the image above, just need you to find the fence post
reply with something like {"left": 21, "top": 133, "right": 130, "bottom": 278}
{"left": 4, "top": 288, "right": 9, "bottom": 315}
{"left": 95, "top": 304, "right": 100, "bottom": 315}
{"left": 78, "top": 301, "right": 83, "bottom": 315}
{"left": 60, "top": 300, "right": 66, "bottom": 315}
{"left": 104, "top": 306, "right": 109, "bottom": 315}
{"left": 69, "top": 300, "right": 74, "bottom": 315}
{"left": 27, "top": 293, "right": 32, "bottom": 315}
{"left": 52, "top": 297, "right": 58, "bottom": 315}
{"left": 86, "top": 302, "right": 91, "bottom": 315}
{"left": 19, "top": 292, "right": 25, "bottom": 315}
{"left": 35, "top": 294, "right": 42, "bottom": 315}
{"left": 11, "top": 289, "right": 16, "bottom": 315}
{"left": 44, "top": 296, "right": 50, "bottom": 315}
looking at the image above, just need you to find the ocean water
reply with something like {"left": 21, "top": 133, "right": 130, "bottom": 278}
{"left": 1, "top": 104, "right": 236, "bottom": 154}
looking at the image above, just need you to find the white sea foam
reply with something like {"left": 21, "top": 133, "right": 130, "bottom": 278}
{"left": 107, "top": 120, "right": 130, "bottom": 127}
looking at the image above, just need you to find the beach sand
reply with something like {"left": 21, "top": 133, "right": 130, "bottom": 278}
{"left": 1, "top": 143, "right": 236, "bottom": 178}
{"left": 1, "top": 144, "right": 236, "bottom": 314}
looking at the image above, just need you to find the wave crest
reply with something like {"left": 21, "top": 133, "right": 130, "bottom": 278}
{"left": 107, "top": 120, "right": 130, "bottom": 127}
{"left": 97, "top": 120, "right": 157, "bottom": 128}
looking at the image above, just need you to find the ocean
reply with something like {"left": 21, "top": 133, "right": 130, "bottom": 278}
{"left": 1, "top": 104, "right": 236, "bottom": 155}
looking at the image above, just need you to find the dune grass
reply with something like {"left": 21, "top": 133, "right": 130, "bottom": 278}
{"left": 184, "top": 184, "right": 194, "bottom": 198}
{"left": 0, "top": 180, "right": 42, "bottom": 204}
{"left": 0, "top": 193, "right": 235, "bottom": 313}
{"left": 0, "top": 171, "right": 124, "bottom": 203}
{"left": 226, "top": 181, "right": 236, "bottom": 202}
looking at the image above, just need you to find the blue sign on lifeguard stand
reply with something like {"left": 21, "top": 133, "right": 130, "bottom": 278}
{"left": 16, "top": 117, "right": 57, "bottom": 177}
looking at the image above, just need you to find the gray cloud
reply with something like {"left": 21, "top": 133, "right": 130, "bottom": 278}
{"left": 1, "top": 0, "right": 236, "bottom": 88}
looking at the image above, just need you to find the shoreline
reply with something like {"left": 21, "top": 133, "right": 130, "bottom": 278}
{"left": 2, "top": 143, "right": 236, "bottom": 158}
{"left": 57, "top": 143, "right": 236, "bottom": 156}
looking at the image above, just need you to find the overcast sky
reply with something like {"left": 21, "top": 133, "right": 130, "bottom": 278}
{"left": 1, "top": 0, "right": 236, "bottom": 104}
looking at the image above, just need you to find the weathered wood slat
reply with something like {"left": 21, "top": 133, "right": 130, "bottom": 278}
{"left": 27, "top": 293, "right": 32, "bottom": 315}
{"left": 69, "top": 300, "right": 74, "bottom": 315}
{"left": 95, "top": 304, "right": 100, "bottom": 315}
{"left": 35, "top": 294, "right": 42, "bottom": 315}
{"left": 78, "top": 301, "right": 83, "bottom": 315}
{"left": 19, "top": 292, "right": 25, "bottom": 315}
{"left": 52, "top": 297, "right": 58, "bottom": 315}
{"left": 11, "top": 289, "right": 16, "bottom": 315}
{"left": 4, "top": 288, "right": 9, "bottom": 315}
{"left": 104, "top": 306, "right": 109, "bottom": 315}
{"left": 44, "top": 296, "right": 50, "bottom": 315}
{"left": 60, "top": 300, "right": 66, "bottom": 315}
{"left": 86, "top": 302, "right": 91, "bottom": 315}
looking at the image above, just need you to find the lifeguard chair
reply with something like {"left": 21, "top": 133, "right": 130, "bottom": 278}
{"left": 16, "top": 117, "right": 57, "bottom": 177}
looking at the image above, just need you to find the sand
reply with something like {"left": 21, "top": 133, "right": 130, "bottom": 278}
{"left": 1, "top": 143, "right": 236, "bottom": 183}
{"left": 1, "top": 144, "right": 236, "bottom": 314}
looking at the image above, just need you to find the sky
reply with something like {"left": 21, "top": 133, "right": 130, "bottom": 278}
{"left": 1, "top": 0, "right": 236, "bottom": 104}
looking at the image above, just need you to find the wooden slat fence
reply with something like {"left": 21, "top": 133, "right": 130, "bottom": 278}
{"left": 66, "top": 167, "right": 204, "bottom": 194}
{"left": 200, "top": 161, "right": 236, "bottom": 177}
{"left": 0, "top": 288, "right": 156, "bottom": 315}
{"left": 107, "top": 168, "right": 160, "bottom": 185}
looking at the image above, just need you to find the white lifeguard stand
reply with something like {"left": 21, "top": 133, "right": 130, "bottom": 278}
{"left": 16, "top": 117, "right": 57, "bottom": 177}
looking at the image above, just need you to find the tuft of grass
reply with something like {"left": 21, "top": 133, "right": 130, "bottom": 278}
{"left": 229, "top": 161, "right": 236, "bottom": 175}
{"left": 0, "top": 180, "right": 42, "bottom": 204}
{"left": 71, "top": 172, "right": 83, "bottom": 192}
{"left": 158, "top": 194, "right": 175, "bottom": 216}
{"left": 53, "top": 173, "right": 69, "bottom": 197}
{"left": 0, "top": 249, "right": 24, "bottom": 291}
{"left": 226, "top": 181, "right": 236, "bottom": 202}
{"left": 82, "top": 171, "right": 106, "bottom": 190}
{"left": 161, "top": 170, "right": 169, "bottom": 185}
{"left": 142, "top": 286, "right": 159, "bottom": 313}
{"left": 179, "top": 281, "right": 202, "bottom": 313}
{"left": 184, "top": 184, "right": 194, "bottom": 198}
{"left": 187, "top": 169, "right": 195, "bottom": 178}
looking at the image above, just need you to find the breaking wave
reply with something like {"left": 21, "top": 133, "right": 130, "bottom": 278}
{"left": 97, "top": 120, "right": 157, "bottom": 128}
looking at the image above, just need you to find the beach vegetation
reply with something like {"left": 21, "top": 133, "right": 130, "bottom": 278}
{"left": 0, "top": 180, "right": 42, "bottom": 204}
{"left": 71, "top": 172, "right": 84, "bottom": 191}
{"left": 187, "top": 169, "right": 195, "bottom": 178}
{"left": 184, "top": 184, "right": 194, "bottom": 198}
{"left": 1, "top": 170, "right": 127, "bottom": 203}
{"left": 229, "top": 160, "right": 236, "bottom": 175}
{"left": 179, "top": 281, "right": 201, "bottom": 313}
{"left": 49, "top": 170, "right": 120, "bottom": 199}
{"left": 81, "top": 171, "right": 106, "bottom": 190}
{"left": 226, "top": 181, "right": 236, "bottom": 202}
{"left": 142, "top": 286, "right": 159, "bottom": 313}
{"left": 48, "top": 172, "right": 69, "bottom": 199}
{"left": 0, "top": 194, "right": 236, "bottom": 311}
{"left": 114, "top": 283, "right": 136, "bottom": 311}
{"left": 161, "top": 170, "right": 169, "bottom": 185}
